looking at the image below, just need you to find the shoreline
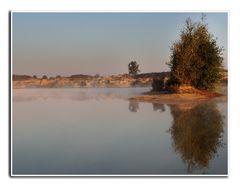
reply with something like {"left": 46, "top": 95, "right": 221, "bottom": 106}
{"left": 129, "top": 88, "right": 227, "bottom": 105}
{"left": 13, "top": 74, "right": 227, "bottom": 105}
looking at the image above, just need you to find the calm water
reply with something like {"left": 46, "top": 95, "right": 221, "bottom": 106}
{"left": 12, "top": 88, "right": 227, "bottom": 175}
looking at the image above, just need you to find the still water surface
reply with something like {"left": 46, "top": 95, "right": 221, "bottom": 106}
{"left": 12, "top": 88, "right": 227, "bottom": 175}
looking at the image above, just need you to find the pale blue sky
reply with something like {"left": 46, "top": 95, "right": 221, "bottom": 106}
{"left": 12, "top": 12, "right": 227, "bottom": 76}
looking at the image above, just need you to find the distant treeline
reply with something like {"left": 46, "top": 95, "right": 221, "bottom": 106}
{"left": 13, "top": 74, "right": 33, "bottom": 81}
{"left": 132, "top": 72, "right": 169, "bottom": 79}
{"left": 12, "top": 72, "right": 171, "bottom": 81}
{"left": 70, "top": 74, "right": 94, "bottom": 79}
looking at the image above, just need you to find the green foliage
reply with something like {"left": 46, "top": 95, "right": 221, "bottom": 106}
{"left": 152, "top": 77, "right": 165, "bottom": 91}
{"left": 128, "top": 61, "right": 140, "bottom": 75}
{"left": 167, "top": 17, "right": 224, "bottom": 90}
{"left": 42, "top": 75, "right": 48, "bottom": 79}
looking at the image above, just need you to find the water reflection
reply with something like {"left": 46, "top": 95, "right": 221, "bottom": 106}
{"left": 168, "top": 102, "right": 225, "bottom": 173}
{"left": 13, "top": 88, "right": 227, "bottom": 174}
{"left": 127, "top": 100, "right": 225, "bottom": 173}
{"left": 129, "top": 100, "right": 139, "bottom": 112}
{"left": 152, "top": 103, "right": 166, "bottom": 112}
{"left": 128, "top": 101, "right": 166, "bottom": 113}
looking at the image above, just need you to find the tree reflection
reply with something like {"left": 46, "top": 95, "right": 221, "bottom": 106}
{"left": 152, "top": 103, "right": 166, "bottom": 112}
{"left": 129, "top": 100, "right": 139, "bottom": 112}
{"left": 168, "top": 102, "right": 224, "bottom": 173}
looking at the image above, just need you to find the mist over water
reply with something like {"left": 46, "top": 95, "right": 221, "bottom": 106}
{"left": 12, "top": 88, "right": 227, "bottom": 175}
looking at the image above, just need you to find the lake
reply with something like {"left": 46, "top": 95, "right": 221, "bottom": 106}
{"left": 12, "top": 88, "right": 228, "bottom": 175}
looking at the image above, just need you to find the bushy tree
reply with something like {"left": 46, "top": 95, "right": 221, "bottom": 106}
{"left": 42, "top": 75, "right": 48, "bottom": 79}
{"left": 152, "top": 77, "right": 165, "bottom": 91}
{"left": 167, "top": 16, "right": 224, "bottom": 90}
{"left": 128, "top": 61, "right": 140, "bottom": 75}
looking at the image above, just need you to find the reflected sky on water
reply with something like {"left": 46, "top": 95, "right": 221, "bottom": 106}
{"left": 12, "top": 88, "right": 227, "bottom": 175}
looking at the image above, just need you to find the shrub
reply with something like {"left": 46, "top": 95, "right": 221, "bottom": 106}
{"left": 42, "top": 75, "right": 48, "bottom": 79}
{"left": 152, "top": 77, "right": 165, "bottom": 91}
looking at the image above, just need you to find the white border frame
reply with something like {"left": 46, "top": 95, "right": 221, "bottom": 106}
{"left": 10, "top": 10, "right": 229, "bottom": 177}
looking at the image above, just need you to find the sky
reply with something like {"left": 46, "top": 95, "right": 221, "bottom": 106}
{"left": 12, "top": 12, "right": 228, "bottom": 77}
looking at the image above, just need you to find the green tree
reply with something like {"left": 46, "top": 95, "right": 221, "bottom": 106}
{"left": 128, "top": 61, "right": 140, "bottom": 75}
{"left": 152, "top": 77, "right": 165, "bottom": 91}
{"left": 42, "top": 75, "right": 48, "bottom": 79}
{"left": 167, "top": 16, "right": 224, "bottom": 90}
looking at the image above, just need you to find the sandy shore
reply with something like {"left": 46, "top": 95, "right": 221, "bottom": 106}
{"left": 129, "top": 91, "right": 227, "bottom": 105}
